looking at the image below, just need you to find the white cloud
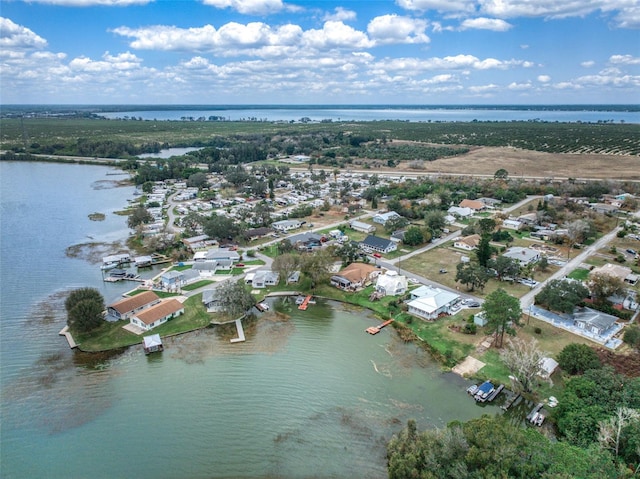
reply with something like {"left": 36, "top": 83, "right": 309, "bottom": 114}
{"left": 24, "top": 0, "right": 151, "bottom": 5}
{"left": 468, "top": 83, "right": 499, "bottom": 93}
{"left": 537, "top": 74, "right": 551, "bottom": 82}
{"left": 0, "top": 17, "right": 48, "bottom": 49}
{"left": 581, "top": 60, "right": 596, "bottom": 67}
{"left": 323, "top": 7, "right": 357, "bottom": 22}
{"left": 609, "top": 54, "right": 640, "bottom": 65}
{"left": 459, "top": 17, "right": 513, "bottom": 31}
{"left": 612, "top": 5, "right": 640, "bottom": 28}
{"left": 302, "top": 21, "right": 373, "bottom": 49}
{"left": 202, "top": 0, "right": 285, "bottom": 15}
{"left": 69, "top": 51, "right": 143, "bottom": 72}
{"left": 396, "top": 0, "right": 475, "bottom": 13}
{"left": 478, "top": 0, "right": 638, "bottom": 24}
{"left": 367, "top": 15, "right": 430, "bottom": 44}
{"left": 508, "top": 81, "right": 532, "bottom": 90}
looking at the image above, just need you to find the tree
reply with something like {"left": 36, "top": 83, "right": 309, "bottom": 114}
{"left": 402, "top": 226, "right": 424, "bottom": 246}
{"left": 482, "top": 288, "right": 522, "bottom": 347}
{"left": 494, "top": 168, "right": 509, "bottom": 179}
{"left": 557, "top": 343, "right": 601, "bottom": 375}
{"left": 127, "top": 206, "right": 153, "bottom": 229}
{"left": 299, "top": 249, "right": 334, "bottom": 289}
{"left": 478, "top": 218, "right": 496, "bottom": 236}
{"left": 598, "top": 407, "right": 640, "bottom": 458}
{"left": 488, "top": 255, "right": 521, "bottom": 281}
{"left": 588, "top": 272, "right": 626, "bottom": 304}
{"left": 565, "top": 218, "right": 592, "bottom": 258}
{"left": 455, "top": 262, "right": 489, "bottom": 292}
{"left": 65, "top": 287, "right": 105, "bottom": 333}
{"left": 475, "top": 234, "right": 492, "bottom": 267}
{"left": 384, "top": 215, "right": 409, "bottom": 233}
{"left": 537, "top": 255, "right": 549, "bottom": 272}
{"left": 271, "top": 253, "right": 300, "bottom": 285}
{"left": 186, "top": 172, "right": 207, "bottom": 188}
{"left": 500, "top": 337, "right": 545, "bottom": 393}
{"left": 203, "top": 213, "right": 243, "bottom": 241}
{"left": 535, "top": 279, "right": 589, "bottom": 314}
{"left": 336, "top": 241, "right": 361, "bottom": 265}
{"left": 623, "top": 325, "right": 640, "bottom": 349}
{"left": 424, "top": 210, "right": 446, "bottom": 234}
{"left": 218, "top": 280, "right": 255, "bottom": 318}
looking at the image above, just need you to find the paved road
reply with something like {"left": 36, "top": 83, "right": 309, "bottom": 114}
{"left": 519, "top": 225, "right": 623, "bottom": 310}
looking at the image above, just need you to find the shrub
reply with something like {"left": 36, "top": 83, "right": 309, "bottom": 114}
{"left": 463, "top": 323, "right": 477, "bottom": 334}
{"left": 557, "top": 343, "right": 601, "bottom": 375}
{"left": 534, "top": 327, "right": 542, "bottom": 334}
{"left": 623, "top": 326, "right": 640, "bottom": 349}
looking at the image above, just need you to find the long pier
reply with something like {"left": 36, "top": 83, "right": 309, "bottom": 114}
{"left": 230, "top": 319, "right": 246, "bottom": 343}
{"left": 298, "top": 295, "right": 313, "bottom": 311}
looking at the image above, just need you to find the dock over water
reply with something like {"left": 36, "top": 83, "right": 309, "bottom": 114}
{"left": 297, "top": 295, "right": 313, "bottom": 310}
{"left": 366, "top": 319, "right": 394, "bottom": 335}
{"left": 230, "top": 319, "right": 246, "bottom": 343}
{"left": 58, "top": 326, "right": 77, "bottom": 349}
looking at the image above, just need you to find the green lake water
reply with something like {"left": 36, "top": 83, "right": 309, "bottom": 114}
{"left": 0, "top": 162, "right": 498, "bottom": 479}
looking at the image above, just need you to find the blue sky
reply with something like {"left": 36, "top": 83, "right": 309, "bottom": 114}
{"left": 1, "top": 0, "right": 639, "bottom": 104}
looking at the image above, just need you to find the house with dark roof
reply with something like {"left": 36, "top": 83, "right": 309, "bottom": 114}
{"left": 359, "top": 235, "right": 397, "bottom": 254}
{"left": 106, "top": 291, "right": 161, "bottom": 321}
{"left": 130, "top": 298, "right": 185, "bottom": 332}
{"left": 572, "top": 307, "right": 618, "bottom": 336}
{"left": 202, "top": 288, "right": 224, "bottom": 312}
{"left": 245, "top": 227, "right": 273, "bottom": 241}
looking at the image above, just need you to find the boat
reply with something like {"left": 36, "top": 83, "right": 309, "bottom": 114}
{"left": 256, "top": 302, "right": 270, "bottom": 312}
{"left": 466, "top": 384, "right": 478, "bottom": 395}
{"left": 473, "top": 381, "right": 495, "bottom": 402}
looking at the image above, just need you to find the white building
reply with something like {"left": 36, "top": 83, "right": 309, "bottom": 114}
{"left": 407, "top": 286, "right": 460, "bottom": 320}
{"left": 375, "top": 270, "right": 408, "bottom": 296}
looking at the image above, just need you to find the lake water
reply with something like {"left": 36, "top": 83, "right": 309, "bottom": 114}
{"left": 0, "top": 162, "right": 497, "bottom": 479}
{"left": 99, "top": 105, "right": 640, "bottom": 124}
{"left": 138, "top": 147, "right": 203, "bottom": 159}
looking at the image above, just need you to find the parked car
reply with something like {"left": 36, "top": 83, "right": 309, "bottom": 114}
{"left": 373, "top": 253, "right": 382, "bottom": 258}
{"left": 627, "top": 248, "right": 637, "bottom": 255}
{"left": 439, "top": 269, "right": 447, "bottom": 274}
{"left": 466, "top": 301, "right": 481, "bottom": 308}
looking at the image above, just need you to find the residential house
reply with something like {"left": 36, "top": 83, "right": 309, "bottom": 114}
{"left": 572, "top": 307, "right": 618, "bottom": 336}
{"left": 407, "top": 286, "right": 460, "bottom": 321}
{"left": 454, "top": 234, "right": 481, "bottom": 251}
{"left": 252, "top": 270, "right": 280, "bottom": 288}
{"left": 502, "top": 247, "right": 541, "bottom": 266}
{"left": 244, "top": 227, "right": 273, "bottom": 241}
{"left": 106, "top": 291, "right": 161, "bottom": 322}
{"left": 477, "top": 197, "right": 502, "bottom": 208}
{"left": 373, "top": 211, "right": 402, "bottom": 226}
{"left": 330, "top": 262, "right": 380, "bottom": 290}
{"left": 359, "top": 235, "right": 398, "bottom": 254}
{"left": 591, "top": 203, "right": 619, "bottom": 215}
{"left": 501, "top": 219, "right": 523, "bottom": 231}
{"left": 286, "top": 271, "right": 301, "bottom": 285}
{"left": 182, "top": 234, "right": 216, "bottom": 252}
{"left": 459, "top": 199, "right": 486, "bottom": 211}
{"left": 160, "top": 270, "right": 186, "bottom": 290}
{"left": 390, "top": 230, "right": 406, "bottom": 243}
{"left": 375, "top": 270, "right": 408, "bottom": 296}
{"left": 202, "top": 288, "right": 223, "bottom": 312}
{"left": 272, "top": 219, "right": 303, "bottom": 232}
{"left": 589, "top": 263, "right": 639, "bottom": 285}
{"left": 447, "top": 206, "right": 474, "bottom": 219}
{"left": 349, "top": 220, "right": 376, "bottom": 233}
{"left": 288, "top": 232, "right": 324, "bottom": 251}
{"left": 130, "top": 298, "right": 185, "bottom": 332}
{"left": 516, "top": 212, "right": 538, "bottom": 226}
{"left": 191, "top": 262, "right": 219, "bottom": 277}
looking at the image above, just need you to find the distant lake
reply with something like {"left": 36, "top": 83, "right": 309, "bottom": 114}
{"left": 138, "top": 147, "right": 202, "bottom": 159}
{"left": 98, "top": 105, "right": 640, "bottom": 124}
{"left": 0, "top": 161, "right": 504, "bottom": 479}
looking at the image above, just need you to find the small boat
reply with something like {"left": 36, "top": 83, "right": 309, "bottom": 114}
{"left": 466, "top": 384, "right": 478, "bottom": 395}
{"left": 473, "top": 381, "right": 495, "bottom": 402}
{"left": 256, "top": 302, "right": 269, "bottom": 312}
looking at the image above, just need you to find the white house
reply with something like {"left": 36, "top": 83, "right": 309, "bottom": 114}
{"left": 407, "top": 286, "right": 460, "bottom": 320}
{"left": 375, "top": 270, "right": 408, "bottom": 296}
{"left": 502, "top": 247, "right": 541, "bottom": 266}
{"left": 501, "top": 219, "right": 523, "bottom": 231}
{"left": 106, "top": 291, "right": 161, "bottom": 321}
{"left": 272, "top": 219, "right": 303, "bottom": 232}
{"left": 349, "top": 220, "right": 376, "bottom": 233}
{"left": 360, "top": 235, "right": 397, "bottom": 254}
{"left": 373, "top": 211, "right": 402, "bottom": 226}
{"left": 130, "top": 299, "right": 184, "bottom": 332}
{"left": 447, "top": 206, "right": 474, "bottom": 218}
{"left": 252, "top": 270, "right": 280, "bottom": 288}
{"left": 454, "top": 234, "right": 481, "bottom": 251}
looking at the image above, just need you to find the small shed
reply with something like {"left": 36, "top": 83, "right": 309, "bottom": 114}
{"left": 143, "top": 334, "right": 164, "bottom": 354}
{"left": 538, "top": 357, "right": 559, "bottom": 379}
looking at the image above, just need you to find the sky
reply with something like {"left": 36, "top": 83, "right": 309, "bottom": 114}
{"left": 1, "top": 0, "right": 639, "bottom": 105}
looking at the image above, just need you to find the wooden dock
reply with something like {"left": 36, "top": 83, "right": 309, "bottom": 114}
{"left": 366, "top": 319, "right": 394, "bottom": 335}
{"left": 297, "top": 295, "right": 313, "bottom": 311}
{"left": 526, "top": 402, "right": 544, "bottom": 422}
{"left": 230, "top": 319, "right": 246, "bottom": 343}
{"left": 501, "top": 392, "right": 520, "bottom": 410}
{"left": 58, "top": 326, "right": 78, "bottom": 349}
{"left": 485, "top": 384, "right": 504, "bottom": 402}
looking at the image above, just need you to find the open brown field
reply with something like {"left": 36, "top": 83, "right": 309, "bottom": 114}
{"left": 396, "top": 146, "right": 640, "bottom": 180}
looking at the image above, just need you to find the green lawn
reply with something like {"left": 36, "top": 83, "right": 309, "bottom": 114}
{"left": 74, "top": 294, "right": 212, "bottom": 352}
{"left": 567, "top": 268, "right": 590, "bottom": 281}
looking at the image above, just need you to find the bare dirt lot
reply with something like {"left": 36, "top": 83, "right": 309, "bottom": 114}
{"left": 421, "top": 147, "right": 640, "bottom": 180}
{"left": 359, "top": 146, "right": 640, "bottom": 180}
